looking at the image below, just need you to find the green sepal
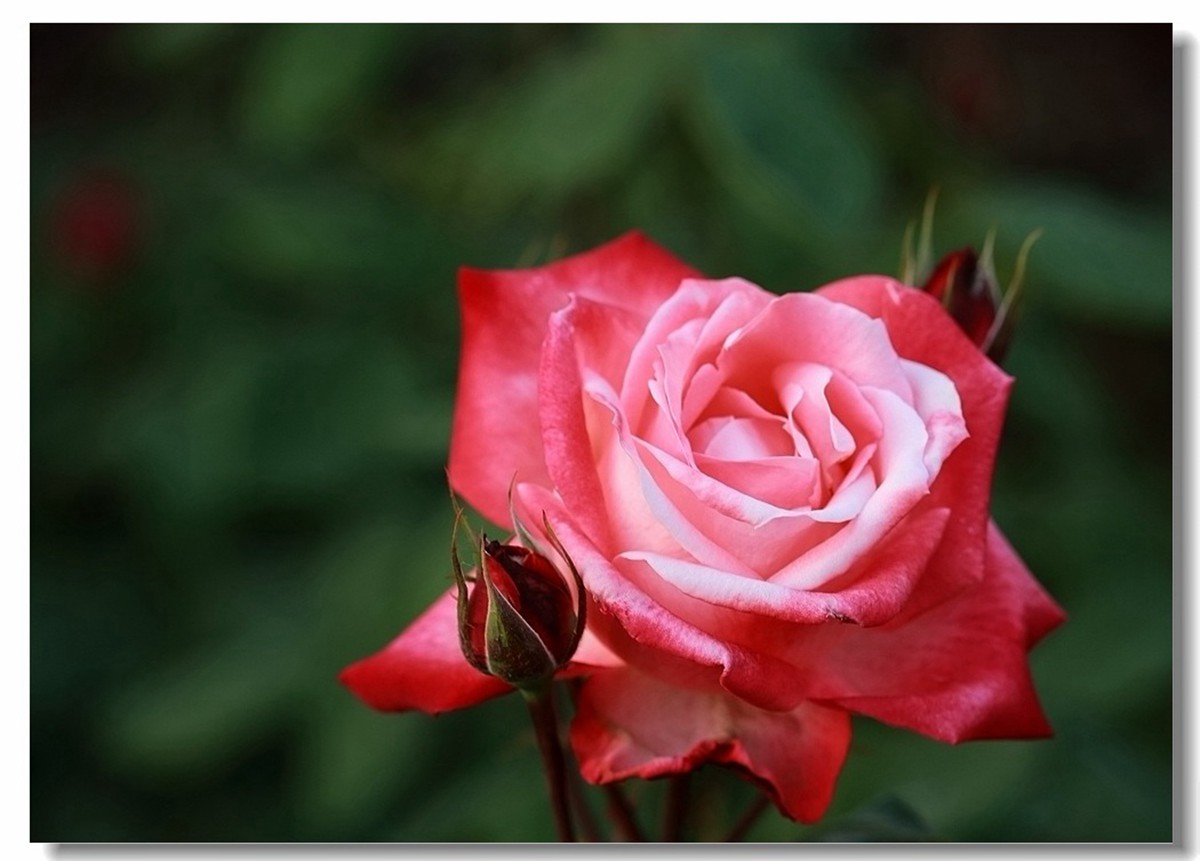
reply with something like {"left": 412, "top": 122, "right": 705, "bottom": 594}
{"left": 479, "top": 532, "right": 558, "bottom": 689}
{"left": 541, "top": 513, "right": 587, "bottom": 661}
{"left": 450, "top": 505, "right": 489, "bottom": 675}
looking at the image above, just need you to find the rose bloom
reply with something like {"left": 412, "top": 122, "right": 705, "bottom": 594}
{"left": 342, "top": 233, "right": 1064, "bottom": 823}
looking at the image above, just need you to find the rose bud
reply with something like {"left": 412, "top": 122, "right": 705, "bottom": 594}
{"left": 920, "top": 231, "right": 1042, "bottom": 365}
{"left": 452, "top": 517, "right": 586, "bottom": 693}
{"left": 921, "top": 247, "right": 999, "bottom": 350}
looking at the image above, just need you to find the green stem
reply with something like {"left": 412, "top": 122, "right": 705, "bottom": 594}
{"left": 523, "top": 687, "right": 575, "bottom": 842}
{"left": 603, "top": 783, "right": 645, "bottom": 842}
{"left": 566, "top": 765, "right": 601, "bottom": 842}
{"left": 723, "top": 793, "right": 771, "bottom": 842}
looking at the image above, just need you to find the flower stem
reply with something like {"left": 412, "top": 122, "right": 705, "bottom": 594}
{"left": 662, "top": 773, "right": 691, "bottom": 841}
{"left": 723, "top": 793, "right": 771, "bottom": 842}
{"left": 567, "top": 767, "right": 601, "bottom": 842}
{"left": 603, "top": 784, "right": 645, "bottom": 841}
{"left": 523, "top": 686, "right": 575, "bottom": 842}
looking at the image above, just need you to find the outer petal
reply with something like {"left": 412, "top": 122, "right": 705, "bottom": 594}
{"left": 571, "top": 667, "right": 851, "bottom": 823}
{"left": 817, "top": 276, "right": 1014, "bottom": 612}
{"left": 449, "top": 232, "right": 698, "bottom": 526}
{"left": 816, "top": 520, "right": 1065, "bottom": 742}
{"left": 339, "top": 589, "right": 511, "bottom": 714}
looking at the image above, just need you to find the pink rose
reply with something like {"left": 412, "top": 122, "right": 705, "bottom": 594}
{"left": 341, "top": 232, "right": 1064, "bottom": 823}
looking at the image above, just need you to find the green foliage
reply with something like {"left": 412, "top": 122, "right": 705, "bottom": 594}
{"left": 31, "top": 23, "right": 1171, "bottom": 842}
{"left": 941, "top": 182, "right": 1173, "bottom": 327}
{"left": 239, "top": 24, "right": 406, "bottom": 158}
{"left": 810, "top": 796, "right": 938, "bottom": 842}
{"left": 390, "top": 26, "right": 672, "bottom": 219}
{"left": 682, "top": 26, "right": 884, "bottom": 254}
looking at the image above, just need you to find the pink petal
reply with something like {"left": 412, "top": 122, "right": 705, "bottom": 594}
{"left": 899, "top": 359, "right": 969, "bottom": 475}
{"left": 449, "top": 231, "right": 697, "bottom": 527}
{"left": 816, "top": 520, "right": 1066, "bottom": 742}
{"left": 525, "top": 483, "right": 808, "bottom": 712}
{"left": 692, "top": 414, "right": 794, "bottom": 460}
{"left": 540, "top": 294, "right": 658, "bottom": 553}
{"left": 620, "top": 278, "right": 772, "bottom": 439}
{"left": 571, "top": 666, "right": 852, "bottom": 823}
{"left": 771, "top": 387, "right": 936, "bottom": 589}
{"left": 714, "top": 292, "right": 914, "bottom": 408}
{"left": 339, "top": 589, "right": 511, "bottom": 714}
{"left": 695, "top": 453, "right": 821, "bottom": 511}
{"left": 619, "top": 506, "right": 950, "bottom": 630}
{"left": 817, "top": 276, "right": 1013, "bottom": 613}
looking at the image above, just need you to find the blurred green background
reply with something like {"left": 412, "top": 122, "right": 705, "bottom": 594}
{"left": 30, "top": 24, "right": 1172, "bottom": 842}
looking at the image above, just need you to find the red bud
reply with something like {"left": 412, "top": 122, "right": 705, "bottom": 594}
{"left": 452, "top": 504, "right": 585, "bottom": 692}
{"left": 921, "top": 247, "right": 1002, "bottom": 354}
{"left": 903, "top": 192, "right": 1038, "bottom": 365}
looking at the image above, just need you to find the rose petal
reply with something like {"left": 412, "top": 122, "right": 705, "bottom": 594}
{"left": 714, "top": 292, "right": 915, "bottom": 409}
{"left": 621, "top": 278, "right": 772, "bottom": 439}
{"left": 450, "top": 231, "right": 697, "bottom": 526}
{"left": 818, "top": 276, "right": 1013, "bottom": 612}
{"left": 571, "top": 666, "right": 851, "bottom": 823}
{"left": 632, "top": 433, "right": 846, "bottom": 572}
{"left": 538, "top": 296, "right": 644, "bottom": 551}
{"left": 900, "top": 358, "right": 970, "bottom": 475}
{"left": 689, "top": 385, "right": 798, "bottom": 444}
{"left": 619, "top": 505, "right": 950, "bottom": 630}
{"left": 524, "top": 484, "right": 809, "bottom": 712}
{"left": 771, "top": 387, "right": 935, "bottom": 589}
{"left": 816, "top": 520, "right": 1065, "bottom": 742}
{"left": 339, "top": 589, "right": 511, "bottom": 714}
{"left": 692, "top": 414, "right": 794, "bottom": 460}
{"left": 695, "top": 453, "right": 821, "bottom": 511}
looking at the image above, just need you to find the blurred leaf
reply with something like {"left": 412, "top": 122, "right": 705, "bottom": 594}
{"left": 99, "top": 618, "right": 307, "bottom": 779}
{"left": 240, "top": 24, "right": 404, "bottom": 157}
{"left": 682, "top": 26, "right": 883, "bottom": 254}
{"left": 97, "top": 327, "right": 451, "bottom": 526}
{"left": 810, "top": 795, "right": 937, "bottom": 842}
{"left": 123, "top": 23, "right": 236, "bottom": 67}
{"left": 945, "top": 713, "right": 1170, "bottom": 842}
{"left": 385, "top": 719, "right": 549, "bottom": 841}
{"left": 213, "top": 172, "right": 454, "bottom": 295}
{"left": 990, "top": 315, "right": 1171, "bottom": 722}
{"left": 312, "top": 510, "right": 456, "bottom": 650}
{"left": 942, "top": 182, "right": 1172, "bottom": 328}
{"left": 293, "top": 696, "right": 424, "bottom": 837}
{"left": 392, "top": 26, "right": 669, "bottom": 217}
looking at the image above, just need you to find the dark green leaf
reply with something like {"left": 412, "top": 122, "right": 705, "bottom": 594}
{"left": 239, "top": 24, "right": 405, "bottom": 157}
{"left": 682, "top": 27, "right": 883, "bottom": 249}
{"left": 810, "top": 796, "right": 937, "bottom": 842}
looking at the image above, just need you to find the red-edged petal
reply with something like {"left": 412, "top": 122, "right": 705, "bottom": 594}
{"left": 817, "top": 276, "right": 1013, "bottom": 611}
{"left": 817, "top": 520, "right": 1065, "bottom": 742}
{"left": 618, "top": 506, "right": 950, "bottom": 631}
{"left": 522, "top": 482, "right": 808, "bottom": 712}
{"left": 571, "top": 666, "right": 852, "bottom": 823}
{"left": 339, "top": 589, "right": 511, "bottom": 714}
{"left": 449, "top": 232, "right": 698, "bottom": 526}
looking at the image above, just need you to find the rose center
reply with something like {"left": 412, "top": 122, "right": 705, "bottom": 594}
{"left": 687, "top": 414, "right": 795, "bottom": 461}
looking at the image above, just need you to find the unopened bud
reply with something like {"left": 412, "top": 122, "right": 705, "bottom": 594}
{"left": 451, "top": 497, "right": 585, "bottom": 692}
{"left": 921, "top": 246, "right": 1001, "bottom": 352}
{"left": 902, "top": 191, "right": 1040, "bottom": 365}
